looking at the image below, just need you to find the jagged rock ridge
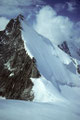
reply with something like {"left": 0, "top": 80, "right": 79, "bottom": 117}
{"left": 58, "top": 41, "right": 71, "bottom": 56}
{"left": 58, "top": 41, "right": 80, "bottom": 74}
{"left": 0, "top": 15, "right": 40, "bottom": 101}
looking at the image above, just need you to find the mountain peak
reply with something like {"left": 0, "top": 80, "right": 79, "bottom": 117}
{"left": 5, "top": 14, "right": 24, "bottom": 35}
{"left": 0, "top": 15, "right": 40, "bottom": 101}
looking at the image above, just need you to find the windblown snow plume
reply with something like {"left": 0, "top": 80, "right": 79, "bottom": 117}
{"left": 34, "top": 6, "right": 80, "bottom": 45}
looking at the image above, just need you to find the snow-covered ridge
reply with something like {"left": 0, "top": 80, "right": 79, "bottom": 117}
{"left": 21, "top": 19, "right": 80, "bottom": 103}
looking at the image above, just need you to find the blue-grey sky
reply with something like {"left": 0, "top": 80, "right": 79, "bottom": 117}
{"left": 0, "top": 0, "right": 79, "bottom": 22}
{"left": 44, "top": 0, "right": 80, "bottom": 21}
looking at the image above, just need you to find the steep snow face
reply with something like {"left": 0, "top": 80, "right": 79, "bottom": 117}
{"left": 22, "top": 20, "right": 80, "bottom": 103}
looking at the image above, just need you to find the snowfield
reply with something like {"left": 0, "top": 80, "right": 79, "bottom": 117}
{"left": 0, "top": 99, "right": 80, "bottom": 120}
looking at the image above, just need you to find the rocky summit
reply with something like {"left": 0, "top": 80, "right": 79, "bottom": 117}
{"left": 0, "top": 15, "right": 40, "bottom": 101}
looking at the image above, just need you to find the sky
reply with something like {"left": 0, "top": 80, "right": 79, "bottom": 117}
{"left": 44, "top": 0, "right": 80, "bottom": 21}
{"left": 0, "top": 0, "right": 79, "bottom": 21}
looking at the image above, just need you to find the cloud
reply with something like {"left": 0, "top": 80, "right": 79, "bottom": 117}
{"left": 66, "top": 2, "right": 76, "bottom": 12}
{"left": 53, "top": 1, "right": 77, "bottom": 13}
{"left": 0, "top": 6, "right": 23, "bottom": 17}
{"left": 0, "top": 0, "right": 44, "bottom": 18}
{"left": 0, "top": 0, "right": 44, "bottom": 6}
{"left": 0, "top": 17, "right": 9, "bottom": 31}
{"left": 54, "top": 3, "right": 65, "bottom": 12}
{"left": 34, "top": 6, "right": 80, "bottom": 45}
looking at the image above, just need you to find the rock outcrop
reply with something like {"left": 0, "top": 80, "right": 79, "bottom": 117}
{"left": 58, "top": 41, "right": 71, "bottom": 56}
{"left": 0, "top": 15, "right": 40, "bottom": 101}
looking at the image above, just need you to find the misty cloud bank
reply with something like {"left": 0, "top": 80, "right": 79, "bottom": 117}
{"left": 0, "top": 0, "right": 44, "bottom": 17}
{"left": 34, "top": 6, "right": 80, "bottom": 45}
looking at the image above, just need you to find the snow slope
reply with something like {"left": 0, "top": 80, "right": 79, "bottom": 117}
{"left": 22, "top": 20, "right": 80, "bottom": 103}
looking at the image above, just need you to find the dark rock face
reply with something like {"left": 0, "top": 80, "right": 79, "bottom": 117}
{"left": 0, "top": 15, "right": 40, "bottom": 101}
{"left": 58, "top": 41, "right": 71, "bottom": 56}
{"left": 77, "top": 65, "right": 80, "bottom": 74}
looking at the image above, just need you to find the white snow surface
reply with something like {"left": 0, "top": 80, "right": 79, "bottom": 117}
{"left": 0, "top": 99, "right": 80, "bottom": 120}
